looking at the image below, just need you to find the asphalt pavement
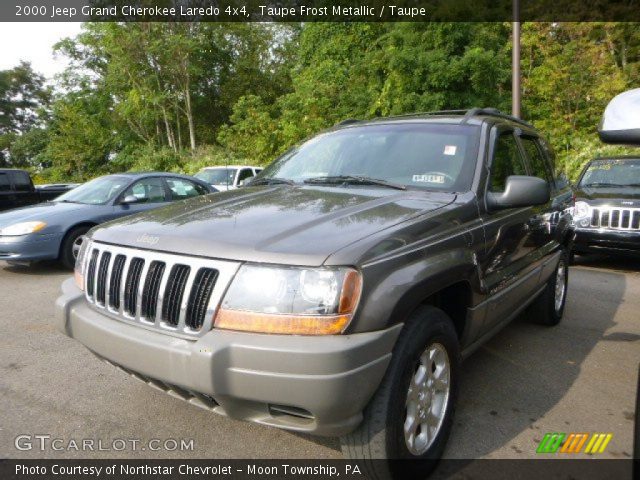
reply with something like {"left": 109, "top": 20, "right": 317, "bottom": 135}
{"left": 0, "top": 255, "right": 638, "bottom": 460}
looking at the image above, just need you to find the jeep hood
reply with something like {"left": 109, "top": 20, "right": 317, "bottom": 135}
{"left": 91, "top": 186, "right": 455, "bottom": 266}
{"left": 575, "top": 185, "right": 640, "bottom": 204}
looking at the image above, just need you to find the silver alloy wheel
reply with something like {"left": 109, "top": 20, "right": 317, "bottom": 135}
{"left": 71, "top": 236, "right": 84, "bottom": 259}
{"left": 554, "top": 259, "right": 567, "bottom": 313}
{"left": 404, "top": 342, "right": 451, "bottom": 456}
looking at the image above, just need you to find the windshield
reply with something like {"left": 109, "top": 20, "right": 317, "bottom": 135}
{"left": 257, "top": 123, "right": 480, "bottom": 191}
{"left": 580, "top": 158, "right": 640, "bottom": 187}
{"left": 55, "top": 176, "right": 129, "bottom": 205}
{"left": 195, "top": 168, "right": 237, "bottom": 185}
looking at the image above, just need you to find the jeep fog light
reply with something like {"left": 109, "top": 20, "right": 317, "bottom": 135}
{"left": 74, "top": 237, "right": 90, "bottom": 291}
{"left": 214, "top": 266, "right": 362, "bottom": 335}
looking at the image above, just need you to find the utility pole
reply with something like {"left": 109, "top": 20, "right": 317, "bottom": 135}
{"left": 512, "top": 0, "right": 521, "bottom": 118}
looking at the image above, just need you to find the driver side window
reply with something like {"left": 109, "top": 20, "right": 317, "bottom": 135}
{"left": 489, "top": 132, "right": 526, "bottom": 192}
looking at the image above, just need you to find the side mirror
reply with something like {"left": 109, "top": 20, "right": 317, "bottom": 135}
{"left": 487, "top": 176, "right": 550, "bottom": 210}
{"left": 599, "top": 88, "right": 640, "bottom": 145}
{"left": 120, "top": 195, "right": 140, "bottom": 205}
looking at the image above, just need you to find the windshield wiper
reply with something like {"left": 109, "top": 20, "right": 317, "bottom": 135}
{"left": 581, "top": 182, "right": 624, "bottom": 188}
{"left": 303, "top": 175, "right": 406, "bottom": 190}
{"left": 247, "top": 177, "right": 295, "bottom": 186}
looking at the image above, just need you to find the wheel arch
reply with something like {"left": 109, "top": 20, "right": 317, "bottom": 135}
{"left": 58, "top": 222, "right": 98, "bottom": 259}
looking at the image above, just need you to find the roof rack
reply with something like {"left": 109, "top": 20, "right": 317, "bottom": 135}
{"left": 337, "top": 108, "right": 534, "bottom": 128}
{"left": 461, "top": 107, "right": 533, "bottom": 128}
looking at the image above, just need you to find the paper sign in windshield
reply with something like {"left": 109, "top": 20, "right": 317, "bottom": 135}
{"left": 413, "top": 174, "right": 445, "bottom": 184}
{"left": 444, "top": 145, "right": 457, "bottom": 156}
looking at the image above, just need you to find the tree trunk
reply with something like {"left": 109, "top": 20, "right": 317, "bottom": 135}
{"left": 185, "top": 75, "right": 196, "bottom": 151}
{"left": 161, "top": 107, "right": 176, "bottom": 152}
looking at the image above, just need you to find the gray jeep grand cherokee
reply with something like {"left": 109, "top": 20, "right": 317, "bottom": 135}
{"left": 57, "top": 109, "right": 573, "bottom": 477}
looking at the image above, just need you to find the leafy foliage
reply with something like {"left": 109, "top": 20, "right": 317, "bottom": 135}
{"left": 1, "top": 22, "right": 639, "bottom": 182}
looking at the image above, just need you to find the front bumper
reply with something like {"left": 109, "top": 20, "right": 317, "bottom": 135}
{"left": 56, "top": 278, "right": 401, "bottom": 436}
{"left": 574, "top": 228, "right": 640, "bottom": 256}
{"left": 0, "top": 232, "right": 62, "bottom": 262}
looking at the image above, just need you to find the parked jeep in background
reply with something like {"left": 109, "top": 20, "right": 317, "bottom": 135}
{"left": 572, "top": 157, "right": 640, "bottom": 257}
{"left": 0, "top": 168, "right": 77, "bottom": 212}
{"left": 57, "top": 109, "right": 573, "bottom": 479}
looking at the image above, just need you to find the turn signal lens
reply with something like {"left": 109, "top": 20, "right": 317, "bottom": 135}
{"left": 214, "top": 310, "right": 351, "bottom": 335}
{"left": 74, "top": 270, "right": 84, "bottom": 291}
{"left": 73, "top": 237, "right": 90, "bottom": 291}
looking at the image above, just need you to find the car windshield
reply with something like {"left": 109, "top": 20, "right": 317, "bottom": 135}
{"left": 257, "top": 123, "right": 480, "bottom": 191}
{"left": 580, "top": 158, "right": 640, "bottom": 187}
{"left": 195, "top": 168, "right": 237, "bottom": 185}
{"left": 54, "top": 176, "right": 128, "bottom": 205}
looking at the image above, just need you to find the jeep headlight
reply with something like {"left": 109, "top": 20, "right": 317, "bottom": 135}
{"left": 573, "top": 201, "right": 591, "bottom": 219}
{"left": 0, "top": 221, "right": 47, "bottom": 236}
{"left": 74, "top": 237, "right": 91, "bottom": 291}
{"left": 215, "top": 265, "right": 362, "bottom": 335}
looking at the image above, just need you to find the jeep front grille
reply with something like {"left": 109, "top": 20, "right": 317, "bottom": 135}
{"left": 83, "top": 242, "right": 240, "bottom": 338}
{"left": 590, "top": 207, "right": 640, "bottom": 231}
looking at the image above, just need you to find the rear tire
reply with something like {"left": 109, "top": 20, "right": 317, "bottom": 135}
{"left": 340, "top": 306, "right": 460, "bottom": 480}
{"left": 529, "top": 250, "right": 569, "bottom": 326}
{"left": 60, "top": 226, "right": 91, "bottom": 270}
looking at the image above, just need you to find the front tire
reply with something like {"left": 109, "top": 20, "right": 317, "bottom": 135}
{"left": 340, "top": 306, "right": 460, "bottom": 480}
{"left": 60, "top": 226, "right": 90, "bottom": 270}
{"left": 528, "top": 250, "right": 569, "bottom": 326}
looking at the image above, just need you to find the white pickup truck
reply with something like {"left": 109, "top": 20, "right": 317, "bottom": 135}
{"left": 194, "top": 166, "right": 263, "bottom": 191}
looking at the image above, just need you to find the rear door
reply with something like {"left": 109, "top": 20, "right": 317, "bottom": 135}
{"left": 518, "top": 134, "right": 572, "bottom": 276}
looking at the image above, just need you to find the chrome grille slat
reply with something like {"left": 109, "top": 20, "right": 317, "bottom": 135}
{"left": 186, "top": 268, "right": 219, "bottom": 330}
{"left": 95, "top": 251, "right": 112, "bottom": 306}
{"left": 154, "top": 261, "right": 173, "bottom": 326}
{"left": 586, "top": 206, "right": 640, "bottom": 231}
{"left": 82, "top": 242, "right": 239, "bottom": 339}
{"left": 108, "top": 254, "right": 126, "bottom": 311}
{"left": 134, "top": 260, "right": 151, "bottom": 321}
{"left": 118, "top": 256, "right": 132, "bottom": 316}
{"left": 177, "top": 269, "right": 197, "bottom": 330}
{"left": 124, "top": 258, "right": 145, "bottom": 318}
{"left": 104, "top": 252, "right": 115, "bottom": 308}
{"left": 141, "top": 261, "right": 165, "bottom": 321}
{"left": 85, "top": 249, "right": 99, "bottom": 299}
{"left": 162, "top": 264, "right": 191, "bottom": 327}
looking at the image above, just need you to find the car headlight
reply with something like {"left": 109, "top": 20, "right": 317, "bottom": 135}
{"left": 573, "top": 201, "right": 591, "bottom": 220}
{"left": 0, "top": 221, "right": 47, "bottom": 236}
{"left": 214, "top": 265, "right": 362, "bottom": 335}
{"left": 74, "top": 237, "right": 91, "bottom": 291}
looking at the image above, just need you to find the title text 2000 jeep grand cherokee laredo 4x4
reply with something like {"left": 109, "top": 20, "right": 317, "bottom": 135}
{"left": 57, "top": 109, "right": 574, "bottom": 479}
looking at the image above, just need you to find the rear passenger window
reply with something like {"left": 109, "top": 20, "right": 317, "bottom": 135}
{"left": 0, "top": 173, "right": 10, "bottom": 192}
{"left": 520, "top": 137, "right": 552, "bottom": 185}
{"left": 489, "top": 132, "right": 526, "bottom": 192}
{"left": 11, "top": 171, "right": 31, "bottom": 192}
{"left": 166, "top": 178, "right": 207, "bottom": 200}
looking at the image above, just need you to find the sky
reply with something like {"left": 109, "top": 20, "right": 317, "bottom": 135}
{"left": 0, "top": 23, "right": 83, "bottom": 80}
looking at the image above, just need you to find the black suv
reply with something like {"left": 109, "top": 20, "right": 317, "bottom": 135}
{"left": 58, "top": 109, "right": 574, "bottom": 478}
{"left": 572, "top": 156, "right": 640, "bottom": 257}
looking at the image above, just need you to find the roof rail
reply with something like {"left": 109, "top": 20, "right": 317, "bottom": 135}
{"left": 462, "top": 108, "right": 533, "bottom": 127}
